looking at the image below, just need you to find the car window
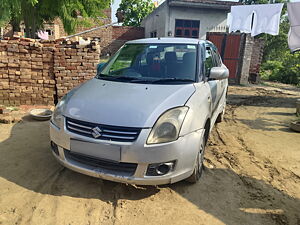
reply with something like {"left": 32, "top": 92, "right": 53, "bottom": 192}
{"left": 99, "top": 43, "right": 198, "bottom": 83}
{"left": 108, "top": 44, "right": 145, "bottom": 74}
{"left": 212, "top": 50, "right": 222, "bottom": 67}
{"left": 205, "top": 47, "right": 215, "bottom": 77}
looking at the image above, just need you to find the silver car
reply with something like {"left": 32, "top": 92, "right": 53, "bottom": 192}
{"left": 50, "top": 38, "right": 229, "bottom": 185}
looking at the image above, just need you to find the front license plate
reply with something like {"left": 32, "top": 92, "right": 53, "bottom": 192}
{"left": 70, "top": 139, "right": 121, "bottom": 161}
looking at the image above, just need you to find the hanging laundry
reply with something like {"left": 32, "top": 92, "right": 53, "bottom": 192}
{"left": 227, "top": 13, "right": 232, "bottom": 28}
{"left": 287, "top": 2, "right": 300, "bottom": 53}
{"left": 251, "top": 3, "right": 283, "bottom": 37}
{"left": 229, "top": 5, "right": 254, "bottom": 34}
{"left": 229, "top": 3, "right": 283, "bottom": 37}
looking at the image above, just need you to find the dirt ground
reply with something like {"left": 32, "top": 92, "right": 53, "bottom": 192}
{"left": 0, "top": 83, "right": 299, "bottom": 225}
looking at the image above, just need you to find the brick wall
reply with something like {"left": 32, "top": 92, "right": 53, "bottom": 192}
{"left": 0, "top": 38, "right": 100, "bottom": 106}
{"left": 112, "top": 26, "right": 144, "bottom": 40}
{"left": 101, "top": 26, "right": 145, "bottom": 56}
{"left": 239, "top": 34, "right": 254, "bottom": 85}
{"left": 0, "top": 39, "right": 56, "bottom": 105}
{"left": 249, "top": 38, "right": 264, "bottom": 83}
{"left": 65, "top": 26, "right": 145, "bottom": 56}
{"left": 54, "top": 40, "right": 100, "bottom": 99}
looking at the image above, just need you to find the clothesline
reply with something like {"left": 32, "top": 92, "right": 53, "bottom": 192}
{"left": 228, "top": 2, "right": 300, "bottom": 53}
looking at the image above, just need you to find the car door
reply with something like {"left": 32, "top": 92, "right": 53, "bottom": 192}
{"left": 204, "top": 45, "right": 220, "bottom": 114}
{"left": 211, "top": 46, "right": 227, "bottom": 110}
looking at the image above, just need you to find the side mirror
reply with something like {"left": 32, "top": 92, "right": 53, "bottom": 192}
{"left": 97, "top": 62, "right": 106, "bottom": 74}
{"left": 209, "top": 67, "right": 229, "bottom": 80}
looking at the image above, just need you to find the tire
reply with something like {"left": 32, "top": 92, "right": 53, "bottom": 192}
{"left": 186, "top": 134, "right": 207, "bottom": 183}
{"left": 290, "top": 121, "right": 300, "bottom": 132}
{"left": 216, "top": 101, "right": 226, "bottom": 123}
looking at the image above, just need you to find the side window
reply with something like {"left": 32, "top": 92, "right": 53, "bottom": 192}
{"left": 205, "top": 47, "right": 215, "bottom": 76}
{"left": 212, "top": 50, "right": 222, "bottom": 67}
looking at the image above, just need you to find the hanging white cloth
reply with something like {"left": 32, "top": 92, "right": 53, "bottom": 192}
{"left": 229, "top": 5, "right": 254, "bottom": 34}
{"left": 227, "top": 13, "right": 232, "bottom": 28}
{"left": 287, "top": 2, "right": 300, "bottom": 53}
{"left": 229, "top": 3, "right": 283, "bottom": 37}
{"left": 251, "top": 3, "right": 283, "bottom": 37}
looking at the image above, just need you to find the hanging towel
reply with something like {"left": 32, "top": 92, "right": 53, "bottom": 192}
{"left": 229, "top": 4, "right": 283, "bottom": 37}
{"left": 287, "top": 2, "right": 300, "bottom": 53}
{"left": 229, "top": 5, "right": 254, "bottom": 34}
{"left": 227, "top": 13, "right": 232, "bottom": 28}
{"left": 251, "top": 3, "right": 283, "bottom": 37}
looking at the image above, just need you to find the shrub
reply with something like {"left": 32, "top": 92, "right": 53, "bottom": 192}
{"left": 260, "top": 52, "right": 300, "bottom": 86}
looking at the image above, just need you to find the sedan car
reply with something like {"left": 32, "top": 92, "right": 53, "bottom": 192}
{"left": 50, "top": 37, "right": 229, "bottom": 185}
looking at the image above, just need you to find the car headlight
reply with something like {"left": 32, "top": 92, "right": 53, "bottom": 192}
{"left": 51, "top": 96, "right": 67, "bottom": 128}
{"left": 147, "top": 107, "right": 189, "bottom": 144}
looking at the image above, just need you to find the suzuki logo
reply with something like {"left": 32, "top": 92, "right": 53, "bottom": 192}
{"left": 91, "top": 127, "right": 102, "bottom": 138}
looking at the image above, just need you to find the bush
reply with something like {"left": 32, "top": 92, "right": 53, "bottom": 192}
{"left": 260, "top": 14, "right": 300, "bottom": 87}
{"left": 260, "top": 52, "right": 300, "bottom": 86}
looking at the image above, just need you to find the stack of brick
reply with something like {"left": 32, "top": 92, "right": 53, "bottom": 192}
{"left": 239, "top": 34, "right": 255, "bottom": 85}
{"left": 249, "top": 38, "right": 265, "bottom": 76}
{"left": 0, "top": 38, "right": 100, "bottom": 106}
{"left": 0, "top": 39, "right": 55, "bottom": 105}
{"left": 54, "top": 40, "right": 100, "bottom": 99}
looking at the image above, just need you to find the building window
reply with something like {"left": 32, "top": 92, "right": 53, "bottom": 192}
{"left": 150, "top": 31, "right": 157, "bottom": 38}
{"left": 184, "top": 29, "right": 190, "bottom": 37}
{"left": 175, "top": 19, "right": 200, "bottom": 38}
{"left": 175, "top": 29, "right": 182, "bottom": 36}
{"left": 46, "top": 29, "right": 53, "bottom": 36}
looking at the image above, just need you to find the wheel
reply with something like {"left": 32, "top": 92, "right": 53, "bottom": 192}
{"left": 216, "top": 101, "right": 226, "bottom": 123}
{"left": 186, "top": 135, "right": 206, "bottom": 183}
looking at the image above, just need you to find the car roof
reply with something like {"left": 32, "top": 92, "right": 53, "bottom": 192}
{"left": 126, "top": 37, "right": 208, "bottom": 45}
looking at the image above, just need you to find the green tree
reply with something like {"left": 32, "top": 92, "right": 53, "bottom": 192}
{"left": 259, "top": 2, "right": 300, "bottom": 86}
{"left": 262, "top": 15, "right": 290, "bottom": 61}
{"left": 0, "top": 0, "right": 110, "bottom": 38}
{"left": 236, "top": 0, "right": 300, "bottom": 85}
{"left": 0, "top": 0, "right": 22, "bottom": 31}
{"left": 117, "top": 0, "right": 155, "bottom": 27}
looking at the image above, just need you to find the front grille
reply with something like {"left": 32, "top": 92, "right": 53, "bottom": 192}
{"left": 64, "top": 150, "right": 137, "bottom": 176}
{"left": 65, "top": 117, "right": 141, "bottom": 142}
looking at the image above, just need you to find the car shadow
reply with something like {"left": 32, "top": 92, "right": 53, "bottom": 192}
{"left": 266, "top": 112, "right": 296, "bottom": 117}
{"left": 235, "top": 118, "right": 291, "bottom": 132}
{"left": 171, "top": 167, "right": 300, "bottom": 225}
{"left": 0, "top": 119, "right": 159, "bottom": 202}
{"left": 0, "top": 119, "right": 299, "bottom": 224}
{"left": 227, "top": 94, "right": 298, "bottom": 108}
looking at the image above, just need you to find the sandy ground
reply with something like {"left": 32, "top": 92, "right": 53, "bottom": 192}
{"left": 0, "top": 84, "right": 299, "bottom": 225}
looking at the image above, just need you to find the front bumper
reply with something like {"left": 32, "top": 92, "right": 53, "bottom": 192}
{"left": 50, "top": 117, "right": 204, "bottom": 185}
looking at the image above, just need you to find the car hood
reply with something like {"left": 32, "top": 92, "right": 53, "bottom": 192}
{"left": 64, "top": 78, "right": 195, "bottom": 128}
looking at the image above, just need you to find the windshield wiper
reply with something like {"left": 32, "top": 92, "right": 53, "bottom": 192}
{"left": 151, "top": 78, "right": 195, "bottom": 84}
{"left": 98, "top": 75, "right": 137, "bottom": 81}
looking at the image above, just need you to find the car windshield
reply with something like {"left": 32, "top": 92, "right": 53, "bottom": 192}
{"left": 97, "top": 43, "right": 198, "bottom": 84}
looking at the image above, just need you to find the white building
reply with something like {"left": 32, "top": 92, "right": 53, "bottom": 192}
{"left": 141, "top": 0, "right": 240, "bottom": 40}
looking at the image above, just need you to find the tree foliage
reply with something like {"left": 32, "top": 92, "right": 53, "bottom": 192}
{"left": 236, "top": 0, "right": 300, "bottom": 86}
{"left": 0, "top": 0, "right": 110, "bottom": 38}
{"left": 258, "top": 3, "right": 300, "bottom": 86}
{"left": 117, "top": 0, "right": 155, "bottom": 27}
